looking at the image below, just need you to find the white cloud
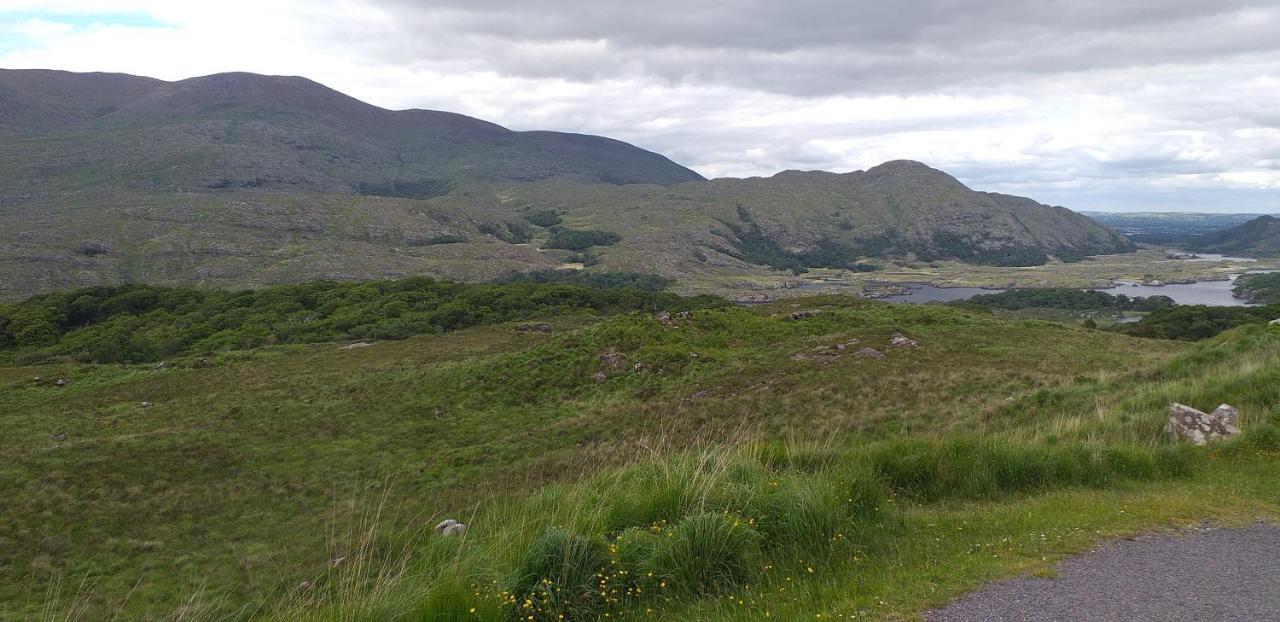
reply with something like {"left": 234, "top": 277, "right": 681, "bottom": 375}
{"left": 1, "top": 0, "right": 1279, "bottom": 212}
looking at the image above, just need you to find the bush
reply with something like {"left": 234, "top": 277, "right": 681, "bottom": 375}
{"left": 510, "top": 528, "right": 610, "bottom": 621}
{"left": 543, "top": 229, "right": 622, "bottom": 252}
{"left": 647, "top": 513, "right": 761, "bottom": 596}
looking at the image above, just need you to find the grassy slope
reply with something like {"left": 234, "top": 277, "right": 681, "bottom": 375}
{"left": 3, "top": 299, "right": 1279, "bottom": 620}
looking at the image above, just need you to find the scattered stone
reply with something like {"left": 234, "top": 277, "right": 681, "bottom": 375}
{"left": 655, "top": 311, "right": 674, "bottom": 327}
{"left": 676, "top": 311, "right": 692, "bottom": 320}
{"left": 1165, "top": 402, "right": 1241, "bottom": 445}
{"left": 435, "top": 519, "right": 467, "bottom": 536}
{"left": 194, "top": 358, "right": 211, "bottom": 368}
{"left": 789, "top": 310, "right": 822, "bottom": 320}
{"left": 633, "top": 362, "right": 646, "bottom": 373}
{"left": 599, "top": 352, "right": 622, "bottom": 369}
{"left": 688, "top": 352, "right": 699, "bottom": 359}
{"left": 691, "top": 390, "right": 709, "bottom": 399}
{"left": 139, "top": 401, "right": 152, "bottom": 408}
{"left": 592, "top": 371, "right": 608, "bottom": 383}
{"left": 339, "top": 341, "right": 374, "bottom": 350}
{"left": 55, "top": 378, "right": 68, "bottom": 387}
{"left": 516, "top": 322, "right": 553, "bottom": 333}
{"left": 1270, "top": 318, "right": 1280, "bottom": 326}
{"left": 853, "top": 347, "right": 885, "bottom": 359}
{"left": 153, "top": 362, "right": 166, "bottom": 369}
{"left": 330, "top": 555, "right": 348, "bottom": 566}
{"left": 889, "top": 333, "right": 919, "bottom": 348}
{"left": 52, "top": 432, "right": 66, "bottom": 442}
{"left": 835, "top": 339, "right": 861, "bottom": 350}
{"left": 32, "top": 376, "right": 41, "bottom": 384}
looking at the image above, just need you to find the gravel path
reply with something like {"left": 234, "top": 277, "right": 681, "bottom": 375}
{"left": 926, "top": 523, "right": 1280, "bottom": 622}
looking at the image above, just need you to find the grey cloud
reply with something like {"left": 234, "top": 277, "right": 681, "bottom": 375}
{"left": 352, "top": 0, "right": 1280, "bottom": 96}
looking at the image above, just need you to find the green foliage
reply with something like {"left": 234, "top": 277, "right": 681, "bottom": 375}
{"left": 925, "top": 232, "right": 1049, "bottom": 266}
{"left": 0, "top": 279, "right": 726, "bottom": 363}
{"left": 414, "top": 234, "right": 469, "bottom": 246}
{"left": 416, "top": 576, "right": 506, "bottom": 621}
{"left": 751, "top": 475, "right": 861, "bottom": 556}
{"left": 1122, "top": 304, "right": 1280, "bottom": 341}
{"left": 543, "top": 228, "right": 622, "bottom": 252}
{"left": 510, "top": 528, "right": 610, "bottom": 621}
{"left": 523, "top": 209, "right": 564, "bottom": 228}
{"left": 491, "top": 270, "right": 673, "bottom": 292}
{"left": 1233, "top": 272, "right": 1280, "bottom": 305}
{"left": 352, "top": 178, "right": 456, "bottom": 200}
{"left": 477, "top": 221, "right": 533, "bottom": 243}
{"left": 717, "top": 212, "right": 878, "bottom": 274}
{"left": 647, "top": 513, "right": 762, "bottom": 596}
{"left": 962, "top": 288, "right": 1175, "bottom": 312}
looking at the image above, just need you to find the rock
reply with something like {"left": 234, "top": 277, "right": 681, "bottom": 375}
{"left": 633, "top": 362, "right": 646, "bottom": 373}
{"left": 52, "top": 432, "right": 66, "bottom": 442}
{"left": 1270, "top": 318, "right": 1280, "bottom": 326}
{"left": 835, "top": 339, "right": 860, "bottom": 350}
{"left": 516, "top": 322, "right": 554, "bottom": 333}
{"left": 55, "top": 378, "right": 68, "bottom": 387}
{"left": 1165, "top": 402, "right": 1241, "bottom": 445}
{"left": 853, "top": 347, "right": 885, "bottom": 359}
{"left": 655, "top": 311, "right": 674, "bottom": 327}
{"left": 32, "top": 376, "right": 41, "bottom": 384}
{"left": 789, "top": 310, "right": 822, "bottom": 320}
{"left": 889, "top": 333, "right": 919, "bottom": 348}
{"left": 691, "top": 390, "right": 709, "bottom": 399}
{"left": 592, "top": 371, "right": 608, "bottom": 383}
{"left": 435, "top": 519, "right": 467, "bottom": 536}
{"left": 140, "top": 402, "right": 153, "bottom": 408}
{"left": 339, "top": 341, "right": 374, "bottom": 350}
{"left": 153, "top": 362, "right": 166, "bottom": 369}
{"left": 599, "top": 352, "right": 622, "bottom": 369}
{"left": 194, "top": 358, "right": 211, "bottom": 368}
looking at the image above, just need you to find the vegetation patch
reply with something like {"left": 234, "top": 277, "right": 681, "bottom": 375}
{"left": 543, "top": 228, "right": 622, "bottom": 252}
{"left": 492, "top": 270, "right": 673, "bottom": 291}
{"left": 1233, "top": 272, "right": 1280, "bottom": 305}
{"left": 961, "top": 288, "right": 1175, "bottom": 312}
{"left": 0, "top": 279, "right": 725, "bottom": 363}
{"left": 1121, "top": 304, "right": 1280, "bottom": 341}
{"left": 522, "top": 209, "right": 564, "bottom": 228}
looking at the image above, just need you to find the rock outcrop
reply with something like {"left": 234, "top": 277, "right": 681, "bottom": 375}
{"left": 1165, "top": 402, "right": 1240, "bottom": 445}
{"left": 434, "top": 519, "right": 467, "bottom": 536}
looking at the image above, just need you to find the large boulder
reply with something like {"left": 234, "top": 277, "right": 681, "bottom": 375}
{"left": 1165, "top": 402, "right": 1240, "bottom": 445}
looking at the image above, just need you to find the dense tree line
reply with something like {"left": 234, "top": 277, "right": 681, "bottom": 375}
{"left": 543, "top": 228, "right": 622, "bottom": 252}
{"left": 1120, "top": 304, "right": 1280, "bottom": 341}
{"left": 0, "top": 278, "right": 725, "bottom": 364}
{"left": 962, "top": 288, "right": 1176, "bottom": 312}
{"left": 1233, "top": 272, "right": 1280, "bottom": 305}
{"left": 492, "top": 270, "right": 673, "bottom": 291}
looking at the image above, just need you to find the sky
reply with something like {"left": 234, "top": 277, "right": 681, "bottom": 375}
{"left": 1, "top": 1, "right": 1279, "bottom": 212}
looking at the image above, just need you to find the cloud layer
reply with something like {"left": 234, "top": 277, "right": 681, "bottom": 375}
{"left": 2, "top": 0, "right": 1279, "bottom": 211}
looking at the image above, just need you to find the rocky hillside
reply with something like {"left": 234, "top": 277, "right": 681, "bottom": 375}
{"left": 0, "top": 70, "right": 1134, "bottom": 301}
{"left": 1186, "top": 215, "right": 1280, "bottom": 257}
{"left": 0, "top": 69, "right": 704, "bottom": 194}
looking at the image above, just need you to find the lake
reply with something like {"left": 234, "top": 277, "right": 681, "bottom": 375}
{"left": 881, "top": 271, "right": 1273, "bottom": 306}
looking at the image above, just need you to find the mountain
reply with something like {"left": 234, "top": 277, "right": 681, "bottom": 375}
{"left": 0, "top": 70, "right": 1132, "bottom": 301}
{"left": 1185, "top": 215, "right": 1280, "bottom": 257}
{"left": 0, "top": 69, "right": 705, "bottom": 193}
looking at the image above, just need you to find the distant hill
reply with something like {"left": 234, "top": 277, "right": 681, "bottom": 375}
{"left": 1185, "top": 215, "right": 1280, "bottom": 257}
{"left": 0, "top": 70, "right": 1133, "bottom": 300}
{"left": 0, "top": 69, "right": 704, "bottom": 193}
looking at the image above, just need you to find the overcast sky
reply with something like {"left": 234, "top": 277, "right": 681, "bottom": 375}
{"left": 2, "top": 0, "right": 1279, "bottom": 212}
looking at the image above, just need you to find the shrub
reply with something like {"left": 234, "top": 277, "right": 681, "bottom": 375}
{"left": 543, "top": 229, "right": 622, "bottom": 252}
{"left": 647, "top": 513, "right": 761, "bottom": 596}
{"left": 509, "top": 528, "right": 610, "bottom": 621}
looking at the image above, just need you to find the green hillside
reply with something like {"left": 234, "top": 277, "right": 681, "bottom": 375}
{"left": 1186, "top": 215, "right": 1280, "bottom": 257}
{"left": 0, "top": 70, "right": 1134, "bottom": 302}
{"left": 4, "top": 283, "right": 1278, "bottom": 620}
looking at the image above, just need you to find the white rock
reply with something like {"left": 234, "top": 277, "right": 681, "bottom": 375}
{"left": 1165, "top": 402, "right": 1241, "bottom": 445}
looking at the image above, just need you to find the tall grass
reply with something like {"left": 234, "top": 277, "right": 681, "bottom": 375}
{"left": 253, "top": 428, "right": 1256, "bottom": 621}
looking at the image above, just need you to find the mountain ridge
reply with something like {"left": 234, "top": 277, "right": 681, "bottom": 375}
{"left": 0, "top": 69, "right": 1134, "bottom": 300}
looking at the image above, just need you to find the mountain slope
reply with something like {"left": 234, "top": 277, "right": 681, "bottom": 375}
{"left": 0, "top": 69, "right": 705, "bottom": 193}
{"left": 1186, "top": 215, "right": 1280, "bottom": 257}
{"left": 0, "top": 70, "right": 1133, "bottom": 301}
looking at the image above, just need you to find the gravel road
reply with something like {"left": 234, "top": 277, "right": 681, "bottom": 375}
{"left": 926, "top": 523, "right": 1280, "bottom": 622}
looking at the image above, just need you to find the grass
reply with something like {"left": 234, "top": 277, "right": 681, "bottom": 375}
{"left": 1, "top": 296, "right": 1278, "bottom": 619}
